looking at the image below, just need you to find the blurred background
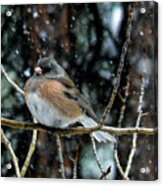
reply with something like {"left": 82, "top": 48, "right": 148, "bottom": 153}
{"left": 1, "top": 1, "right": 157, "bottom": 180}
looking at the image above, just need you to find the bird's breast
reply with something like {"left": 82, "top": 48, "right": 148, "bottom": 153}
{"left": 24, "top": 78, "right": 83, "bottom": 128}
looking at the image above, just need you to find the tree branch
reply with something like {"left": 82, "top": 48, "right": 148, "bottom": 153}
{"left": 114, "top": 75, "right": 130, "bottom": 180}
{"left": 1, "top": 65, "right": 38, "bottom": 177}
{"left": 114, "top": 144, "right": 129, "bottom": 180}
{"left": 69, "top": 143, "right": 79, "bottom": 179}
{"left": 90, "top": 134, "right": 105, "bottom": 176}
{"left": 20, "top": 129, "right": 37, "bottom": 177}
{"left": 1, "top": 64, "right": 24, "bottom": 95}
{"left": 100, "top": 166, "right": 111, "bottom": 180}
{"left": 1, "top": 129, "right": 21, "bottom": 177}
{"left": 124, "top": 72, "right": 145, "bottom": 178}
{"left": 99, "top": 3, "right": 135, "bottom": 127}
{"left": 56, "top": 134, "right": 65, "bottom": 178}
{"left": 1, "top": 117, "right": 157, "bottom": 136}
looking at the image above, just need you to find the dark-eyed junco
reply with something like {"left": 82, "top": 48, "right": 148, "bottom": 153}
{"left": 24, "top": 57, "right": 116, "bottom": 143}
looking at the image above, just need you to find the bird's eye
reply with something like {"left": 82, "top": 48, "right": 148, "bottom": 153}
{"left": 42, "top": 63, "right": 52, "bottom": 73}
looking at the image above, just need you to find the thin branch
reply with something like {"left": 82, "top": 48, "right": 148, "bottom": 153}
{"left": 1, "top": 64, "right": 24, "bottom": 95}
{"left": 20, "top": 118, "right": 38, "bottom": 177}
{"left": 90, "top": 134, "right": 105, "bottom": 176}
{"left": 124, "top": 73, "right": 145, "bottom": 178}
{"left": 72, "top": 159, "right": 78, "bottom": 179}
{"left": 91, "top": 134, "right": 112, "bottom": 180}
{"left": 72, "top": 144, "right": 79, "bottom": 179}
{"left": 1, "top": 117, "right": 157, "bottom": 136}
{"left": 99, "top": 3, "right": 135, "bottom": 127}
{"left": 114, "top": 76, "right": 130, "bottom": 180}
{"left": 100, "top": 166, "right": 111, "bottom": 180}
{"left": 1, "top": 129, "right": 21, "bottom": 177}
{"left": 1, "top": 65, "right": 37, "bottom": 177}
{"left": 114, "top": 145, "right": 129, "bottom": 180}
{"left": 56, "top": 134, "right": 65, "bottom": 178}
{"left": 69, "top": 143, "right": 79, "bottom": 179}
{"left": 20, "top": 130, "right": 37, "bottom": 177}
{"left": 117, "top": 76, "right": 130, "bottom": 127}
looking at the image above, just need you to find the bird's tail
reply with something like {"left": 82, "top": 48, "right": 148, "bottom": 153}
{"left": 79, "top": 115, "right": 116, "bottom": 143}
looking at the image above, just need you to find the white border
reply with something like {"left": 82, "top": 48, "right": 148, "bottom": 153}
{"left": 0, "top": 0, "right": 159, "bottom": 5}
{"left": 1, "top": 0, "right": 162, "bottom": 186}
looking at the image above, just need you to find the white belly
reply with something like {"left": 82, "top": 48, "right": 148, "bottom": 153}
{"left": 26, "top": 93, "right": 80, "bottom": 128}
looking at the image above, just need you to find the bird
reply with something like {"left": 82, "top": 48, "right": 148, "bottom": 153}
{"left": 24, "top": 57, "right": 116, "bottom": 143}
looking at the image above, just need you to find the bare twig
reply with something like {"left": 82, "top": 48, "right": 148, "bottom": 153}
{"left": 117, "top": 76, "right": 130, "bottom": 127}
{"left": 56, "top": 134, "right": 65, "bottom": 178}
{"left": 20, "top": 130, "right": 37, "bottom": 177}
{"left": 69, "top": 143, "right": 79, "bottom": 179}
{"left": 72, "top": 160, "right": 78, "bottom": 179}
{"left": 100, "top": 166, "right": 111, "bottom": 180}
{"left": 1, "top": 117, "right": 157, "bottom": 136}
{"left": 90, "top": 134, "right": 105, "bottom": 176}
{"left": 99, "top": 3, "right": 135, "bottom": 127}
{"left": 1, "top": 64, "right": 24, "bottom": 95}
{"left": 69, "top": 155, "right": 78, "bottom": 179}
{"left": 91, "top": 134, "right": 113, "bottom": 179}
{"left": 73, "top": 144, "right": 79, "bottom": 179}
{"left": 124, "top": 73, "right": 145, "bottom": 178}
{"left": 114, "top": 76, "right": 130, "bottom": 180}
{"left": 1, "top": 129, "right": 21, "bottom": 177}
{"left": 114, "top": 145, "right": 129, "bottom": 180}
{"left": 20, "top": 118, "right": 38, "bottom": 177}
{"left": 0, "top": 116, "right": 157, "bottom": 135}
{"left": 1, "top": 65, "right": 37, "bottom": 177}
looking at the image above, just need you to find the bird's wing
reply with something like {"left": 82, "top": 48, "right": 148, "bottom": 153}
{"left": 56, "top": 74, "right": 76, "bottom": 88}
{"left": 57, "top": 76, "right": 97, "bottom": 121}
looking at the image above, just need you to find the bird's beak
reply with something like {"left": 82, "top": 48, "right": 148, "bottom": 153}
{"left": 34, "top": 66, "right": 42, "bottom": 75}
